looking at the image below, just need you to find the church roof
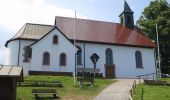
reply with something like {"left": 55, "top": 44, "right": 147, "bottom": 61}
{"left": 5, "top": 16, "right": 156, "bottom": 48}
{"left": 123, "top": 0, "right": 133, "bottom": 13}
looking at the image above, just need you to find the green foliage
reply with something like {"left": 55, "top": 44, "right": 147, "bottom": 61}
{"left": 17, "top": 75, "right": 114, "bottom": 100}
{"left": 137, "top": 0, "right": 170, "bottom": 73}
{"left": 133, "top": 84, "right": 170, "bottom": 100}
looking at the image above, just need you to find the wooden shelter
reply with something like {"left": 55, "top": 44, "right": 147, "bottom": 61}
{"left": 0, "top": 65, "right": 23, "bottom": 100}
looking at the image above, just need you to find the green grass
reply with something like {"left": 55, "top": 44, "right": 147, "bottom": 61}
{"left": 17, "top": 75, "right": 114, "bottom": 100}
{"left": 160, "top": 78, "right": 170, "bottom": 83}
{"left": 133, "top": 78, "right": 170, "bottom": 100}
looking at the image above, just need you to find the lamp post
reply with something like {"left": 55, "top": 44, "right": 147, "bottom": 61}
{"left": 156, "top": 23, "right": 161, "bottom": 78}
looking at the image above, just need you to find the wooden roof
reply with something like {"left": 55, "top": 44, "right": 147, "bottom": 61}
{"left": 0, "top": 65, "right": 23, "bottom": 77}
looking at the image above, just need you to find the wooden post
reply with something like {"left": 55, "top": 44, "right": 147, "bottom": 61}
{"left": 139, "top": 76, "right": 141, "bottom": 84}
{"left": 141, "top": 88, "right": 144, "bottom": 100}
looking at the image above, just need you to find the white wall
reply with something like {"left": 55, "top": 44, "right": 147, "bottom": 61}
{"left": 31, "top": 29, "right": 76, "bottom": 74}
{"left": 6, "top": 40, "right": 35, "bottom": 76}
{"left": 6, "top": 40, "right": 19, "bottom": 65}
{"left": 76, "top": 43, "right": 156, "bottom": 78}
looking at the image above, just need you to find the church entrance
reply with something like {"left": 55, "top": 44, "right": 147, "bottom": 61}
{"left": 105, "top": 64, "right": 115, "bottom": 78}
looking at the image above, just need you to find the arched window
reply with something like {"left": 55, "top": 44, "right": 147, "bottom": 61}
{"left": 135, "top": 51, "right": 143, "bottom": 68}
{"left": 105, "top": 48, "right": 113, "bottom": 64}
{"left": 77, "top": 46, "right": 82, "bottom": 65}
{"left": 42, "top": 52, "right": 50, "bottom": 65}
{"left": 53, "top": 35, "right": 58, "bottom": 44}
{"left": 60, "top": 53, "right": 66, "bottom": 66}
{"left": 127, "top": 15, "right": 131, "bottom": 24}
{"left": 23, "top": 46, "right": 32, "bottom": 62}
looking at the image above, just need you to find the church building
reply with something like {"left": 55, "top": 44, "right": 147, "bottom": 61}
{"left": 5, "top": 1, "right": 156, "bottom": 78}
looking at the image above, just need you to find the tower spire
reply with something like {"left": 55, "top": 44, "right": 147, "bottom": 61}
{"left": 119, "top": 0, "right": 134, "bottom": 29}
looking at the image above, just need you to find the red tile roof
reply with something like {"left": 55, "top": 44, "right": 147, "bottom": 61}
{"left": 55, "top": 16, "right": 156, "bottom": 48}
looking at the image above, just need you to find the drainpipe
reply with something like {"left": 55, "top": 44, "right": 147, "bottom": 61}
{"left": 17, "top": 40, "right": 21, "bottom": 66}
{"left": 84, "top": 43, "right": 86, "bottom": 68}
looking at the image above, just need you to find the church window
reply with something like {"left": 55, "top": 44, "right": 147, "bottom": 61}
{"left": 121, "top": 17, "right": 124, "bottom": 24}
{"left": 23, "top": 46, "right": 32, "bottom": 62}
{"left": 60, "top": 53, "right": 67, "bottom": 66}
{"left": 135, "top": 51, "right": 143, "bottom": 68}
{"left": 105, "top": 48, "right": 113, "bottom": 64}
{"left": 77, "top": 46, "right": 82, "bottom": 65}
{"left": 53, "top": 35, "right": 58, "bottom": 44}
{"left": 42, "top": 52, "right": 50, "bottom": 65}
{"left": 127, "top": 16, "right": 131, "bottom": 24}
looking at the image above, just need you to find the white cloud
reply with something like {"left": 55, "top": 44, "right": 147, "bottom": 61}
{"left": 0, "top": 0, "right": 87, "bottom": 64}
{"left": 0, "top": 0, "right": 87, "bottom": 33}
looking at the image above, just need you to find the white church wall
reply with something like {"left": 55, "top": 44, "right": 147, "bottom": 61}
{"left": 31, "top": 29, "right": 76, "bottom": 74}
{"left": 76, "top": 43, "right": 156, "bottom": 78}
{"left": 6, "top": 40, "right": 35, "bottom": 76}
{"left": 6, "top": 40, "right": 19, "bottom": 65}
{"left": 19, "top": 40, "right": 35, "bottom": 76}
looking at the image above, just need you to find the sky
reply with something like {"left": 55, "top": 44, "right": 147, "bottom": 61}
{"left": 0, "top": 0, "right": 170, "bottom": 64}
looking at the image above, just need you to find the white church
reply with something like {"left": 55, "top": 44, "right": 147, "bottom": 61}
{"left": 5, "top": 1, "right": 156, "bottom": 78}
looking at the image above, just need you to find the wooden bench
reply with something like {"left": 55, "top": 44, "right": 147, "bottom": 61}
{"left": 77, "top": 77, "right": 94, "bottom": 87}
{"left": 18, "top": 80, "right": 63, "bottom": 87}
{"left": 32, "top": 89, "right": 57, "bottom": 98}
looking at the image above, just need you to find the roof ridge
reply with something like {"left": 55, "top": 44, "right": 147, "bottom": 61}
{"left": 26, "top": 23, "right": 54, "bottom": 27}
{"left": 55, "top": 16, "right": 118, "bottom": 24}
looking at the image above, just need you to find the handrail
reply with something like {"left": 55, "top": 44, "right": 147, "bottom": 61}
{"left": 136, "top": 73, "right": 170, "bottom": 84}
{"left": 136, "top": 73, "right": 157, "bottom": 84}
{"left": 136, "top": 73, "right": 156, "bottom": 77}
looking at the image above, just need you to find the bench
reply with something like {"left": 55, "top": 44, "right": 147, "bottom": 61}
{"left": 77, "top": 77, "right": 94, "bottom": 87}
{"left": 32, "top": 89, "right": 57, "bottom": 98}
{"left": 18, "top": 80, "right": 63, "bottom": 87}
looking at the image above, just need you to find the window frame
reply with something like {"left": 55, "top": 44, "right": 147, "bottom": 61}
{"left": 59, "top": 53, "right": 67, "bottom": 66}
{"left": 135, "top": 51, "right": 143, "bottom": 68}
{"left": 77, "top": 46, "right": 82, "bottom": 65}
{"left": 42, "top": 52, "right": 50, "bottom": 66}
{"left": 23, "top": 46, "right": 32, "bottom": 62}
{"left": 105, "top": 48, "right": 113, "bottom": 65}
{"left": 52, "top": 35, "right": 58, "bottom": 44}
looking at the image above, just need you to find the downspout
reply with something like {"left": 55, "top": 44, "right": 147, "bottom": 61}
{"left": 17, "top": 40, "right": 21, "bottom": 66}
{"left": 84, "top": 43, "right": 86, "bottom": 68}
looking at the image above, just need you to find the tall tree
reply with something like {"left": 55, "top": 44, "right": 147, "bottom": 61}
{"left": 137, "top": 0, "right": 170, "bottom": 73}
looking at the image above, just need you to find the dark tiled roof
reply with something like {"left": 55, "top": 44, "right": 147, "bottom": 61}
{"left": 6, "top": 17, "right": 156, "bottom": 48}
{"left": 123, "top": 0, "right": 133, "bottom": 13}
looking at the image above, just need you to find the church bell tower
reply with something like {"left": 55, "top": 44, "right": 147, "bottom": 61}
{"left": 119, "top": 0, "right": 134, "bottom": 29}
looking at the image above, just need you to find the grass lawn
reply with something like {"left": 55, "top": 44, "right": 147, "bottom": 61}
{"left": 133, "top": 78, "right": 170, "bottom": 100}
{"left": 17, "top": 75, "right": 114, "bottom": 100}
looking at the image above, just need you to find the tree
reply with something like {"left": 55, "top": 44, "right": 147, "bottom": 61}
{"left": 137, "top": 0, "right": 170, "bottom": 74}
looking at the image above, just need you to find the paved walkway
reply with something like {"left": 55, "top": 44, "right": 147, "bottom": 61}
{"left": 93, "top": 79, "right": 141, "bottom": 100}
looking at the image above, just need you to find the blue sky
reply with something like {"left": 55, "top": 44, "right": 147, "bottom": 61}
{"left": 0, "top": 0, "right": 169, "bottom": 64}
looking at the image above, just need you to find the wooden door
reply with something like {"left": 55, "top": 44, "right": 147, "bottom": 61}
{"left": 105, "top": 65, "right": 115, "bottom": 78}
